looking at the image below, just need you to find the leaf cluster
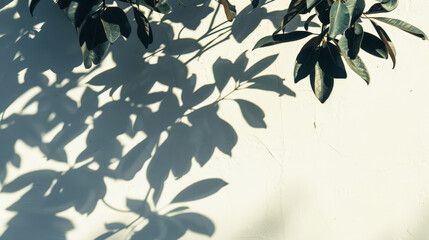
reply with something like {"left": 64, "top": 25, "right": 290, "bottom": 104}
{"left": 254, "top": 0, "right": 428, "bottom": 103}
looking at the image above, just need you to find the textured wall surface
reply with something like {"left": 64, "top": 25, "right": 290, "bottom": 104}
{"left": 1, "top": 0, "right": 429, "bottom": 239}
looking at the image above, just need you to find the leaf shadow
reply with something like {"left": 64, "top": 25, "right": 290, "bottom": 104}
{"left": 0, "top": 1, "right": 295, "bottom": 239}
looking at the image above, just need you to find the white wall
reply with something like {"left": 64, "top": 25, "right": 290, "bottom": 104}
{"left": 1, "top": 0, "right": 429, "bottom": 239}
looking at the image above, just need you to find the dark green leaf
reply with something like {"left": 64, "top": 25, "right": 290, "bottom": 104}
{"left": 133, "top": 7, "right": 153, "bottom": 48}
{"left": 366, "top": 0, "right": 398, "bottom": 14}
{"left": 328, "top": 0, "right": 351, "bottom": 39}
{"left": 318, "top": 42, "right": 347, "bottom": 78}
{"left": 171, "top": 178, "right": 228, "bottom": 203}
{"left": 310, "top": 62, "right": 334, "bottom": 103}
{"left": 334, "top": 40, "right": 370, "bottom": 84}
{"left": 79, "top": 13, "right": 111, "bottom": 67}
{"left": 360, "top": 32, "right": 388, "bottom": 59}
{"left": 370, "top": 19, "right": 396, "bottom": 68}
{"left": 65, "top": 0, "right": 99, "bottom": 27}
{"left": 294, "top": 36, "right": 322, "bottom": 83}
{"left": 338, "top": 23, "right": 363, "bottom": 59}
{"left": 251, "top": 0, "right": 259, "bottom": 8}
{"left": 304, "top": 14, "right": 317, "bottom": 31}
{"left": 306, "top": 0, "right": 321, "bottom": 9}
{"left": 253, "top": 31, "right": 313, "bottom": 49}
{"left": 372, "top": 17, "right": 428, "bottom": 40}
{"left": 29, "top": 0, "right": 41, "bottom": 16}
{"left": 315, "top": 0, "right": 330, "bottom": 25}
{"left": 101, "top": 7, "right": 131, "bottom": 42}
{"left": 345, "top": 0, "right": 365, "bottom": 24}
{"left": 235, "top": 99, "right": 266, "bottom": 128}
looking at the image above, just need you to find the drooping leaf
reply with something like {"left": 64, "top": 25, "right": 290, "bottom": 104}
{"left": 366, "top": 0, "right": 398, "bottom": 14}
{"left": 370, "top": 19, "right": 396, "bottom": 68}
{"left": 372, "top": 17, "right": 428, "bottom": 40}
{"left": 79, "top": 12, "right": 111, "bottom": 67}
{"left": 334, "top": 40, "right": 370, "bottom": 84}
{"left": 318, "top": 42, "right": 347, "bottom": 78}
{"left": 310, "top": 62, "right": 334, "bottom": 103}
{"left": 101, "top": 7, "right": 131, "bottom": 43}
{"left": 171, "top": 178, "right": 228, "bottom": 203}
{"left": 360, "top": 32, "right": 388, "bottom": 59}
{"left": 29, "top": 0, "right": 41, "bottom": 16}
{"left": 338, "top": 23, "right": 363, "bottom": 59}
{"left": 65, "top": 0, "right": 99, "bottom": 27}
{"left": 345, "top": 0, "right": 365, "bottom": 24}
{"left": 328, "top": 0, "right": 351, "bottom": 39}
{"left": 315, "top": 0, "right": 330, "bottom": 25}
{"left": 304, "top": 14, "right": 317, "bottom": 30}
{"left": 294, "top": 36, "right": 322, "bottom": 83}
{"left": 276, "top": 0, "right": 307, "bottom": 33}
{"left": 133, "top": 7, "right": 153, "bottom": 48}
{"left": 235, "top": 99, "right": 266, "bottom": 128}
{"left": 253, "top": 31, "right": 313, "bottom": 49}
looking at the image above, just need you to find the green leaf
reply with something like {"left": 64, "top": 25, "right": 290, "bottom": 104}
{"left": 328, "top": 0, "right": 351, "bottom": 39}
{"left": 235, "top": 99, "right": 266, "bottom": 128}
{"left": 310, "top": 62, "right": 334, "bottom": 103}
{"left": 370, "top": 19, "right": 396, "bottom": 68}
{"left": 171, "top": 179, "right": 228, "bottom": 203}
{"left": 65, "top": 0, "right": 99, "bottom": 27}
{"left": 315, "top": 0, "right": 330, "bottom": 25}
{"left": 253, "top": 31, "right": 313, "bottom": 50}
{"left": 79, "top": 13, "right": 111, "bottom": 67}
{"left": 101, "top": 7, "right": 131, "bottom": 43}
{"left": 360, "top": 32, "right": 388, "bottom": 59}
{"left": 345, "top": 0, "right": 365, "bottom": 24}
{"left": 29, "top": 0, "right": 41, "bottom": 16}
{"left": 318, "top": 41, "right": 347, "bottom": 78}
{"left": 133, "top": 7, "right": 153, "bottom": 48}
{"left": 304, "top": 14, "right": 317, "bottom": 31}
{"left": 372, "top": 17, "right": 428, "bottom": 40}
{"left": 338, "top": 23, "right": 363, "bottom": 59}
{"left": 276, "top": 0, "right": 306, "bottom": 33}
{"left": 294, "top": 36, "right": 322, "bottom": 83}
{"left": 306, "top": 0, "right": 321, "bottom": 9}
{"left": 334, "top": 40, "right": 370, "bottom": 84}
{"left": 366, "top": 0, "right": 398, "bottom": 14}
{"left": 251, "top": 0, "right": 259, "bottom": 8}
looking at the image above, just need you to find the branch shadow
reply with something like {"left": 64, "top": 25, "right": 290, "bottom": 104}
{"left": 0, "top": 1, "right": 295, "bottom": 239}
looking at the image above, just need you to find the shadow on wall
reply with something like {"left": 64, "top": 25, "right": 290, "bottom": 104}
{"left": 0, "top": 0, "right": 295, "bottom": 239}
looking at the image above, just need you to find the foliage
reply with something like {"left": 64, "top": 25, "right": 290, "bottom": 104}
{"left": 28, "top": 0, "right": 428, "bottom": 103}
{"left": 254, "top": 0, "right": 427, "bottom": 102}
